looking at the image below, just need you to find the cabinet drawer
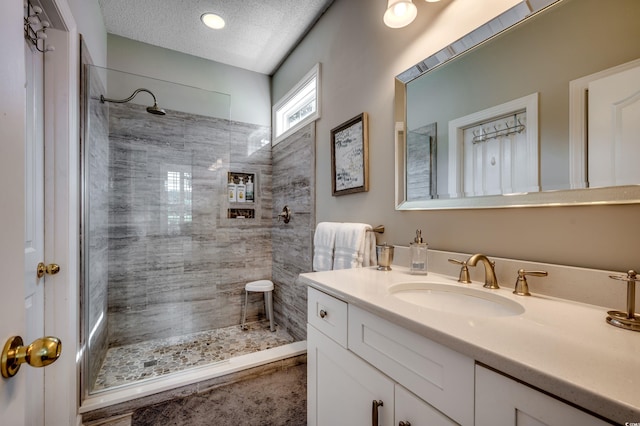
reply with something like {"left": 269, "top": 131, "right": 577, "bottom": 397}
{"left": 348, "top": 305, "right": 474, "bottom": 425}
{"left": 308, "top": 287, "right": 348, "bottom": 347}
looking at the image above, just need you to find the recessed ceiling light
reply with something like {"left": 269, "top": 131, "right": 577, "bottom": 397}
{"left": 201, "top": 13, "right": 225, "bottom": 30}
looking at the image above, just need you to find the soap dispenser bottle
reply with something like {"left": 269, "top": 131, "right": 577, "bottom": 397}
{"left": 236, "top": 177, "right": 246, "bottom": 202}
{"left": 410, "top": 229, "right": 428, "bottom": 275}
{"left": 228, "top": 175, "right": 237, "bottom": 202}
{"left": 246, "top": 175, "right": 254, "bottom": 202}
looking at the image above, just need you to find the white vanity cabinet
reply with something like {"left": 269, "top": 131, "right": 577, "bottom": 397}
{"left": 308, "top": 287, "right": 463, "bottom": 425}
{"left": 307, "top": 287, "right": 393, "bottom": 425}
{"left": 307, "top": 286, "right": 617, "bottom": 426}
{"left": 475, "top": 365, "right": 610, "bottom": 426}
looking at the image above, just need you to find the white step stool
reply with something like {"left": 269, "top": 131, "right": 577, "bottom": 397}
{"left": 240, "top": 279, "right": 275, "bottom": 332}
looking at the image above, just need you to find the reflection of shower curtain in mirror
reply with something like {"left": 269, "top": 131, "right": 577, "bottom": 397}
{"left": 462, "top": 112, "right": 532, "bottom": 197}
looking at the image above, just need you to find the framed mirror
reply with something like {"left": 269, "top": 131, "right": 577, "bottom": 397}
{"left": 395, "top": 0, "right": 640, "bottom": 210}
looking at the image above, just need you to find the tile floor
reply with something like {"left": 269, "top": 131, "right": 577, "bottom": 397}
{"left": 93, "top": 321, "right": 295, "bottom": 391}
{"left": 131, "top": 362, "right": 307, "bottom": 426}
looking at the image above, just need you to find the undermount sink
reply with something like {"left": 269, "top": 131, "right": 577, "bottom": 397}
{"left": 389, "top": 282, "right": 525, "bottom": 317}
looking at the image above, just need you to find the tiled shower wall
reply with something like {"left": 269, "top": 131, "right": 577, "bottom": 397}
{"left": 86, "top": 70, "right": 110, "bottom": 386}
{"left": 105, "top": 103, "right": 272, "bottom": 347}
{"left": 272, "top": 123, "right": 315, "bottom": 341}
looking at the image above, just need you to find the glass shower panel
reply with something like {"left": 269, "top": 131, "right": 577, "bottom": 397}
{"left": 82, "top": 65, "right": 231, "bottom": 394}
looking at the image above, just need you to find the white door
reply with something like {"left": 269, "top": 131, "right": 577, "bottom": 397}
{"left": 588, "top": 62, "right": 640, "bottom": 188}
{"left": 24, "top": 38, "right": 46, "bottom": 426}
{"left": 0, "top": 1, "right": 28, "bottom": 424}
{"left": 1, "top": 2, "right": 55, "bottom": 424}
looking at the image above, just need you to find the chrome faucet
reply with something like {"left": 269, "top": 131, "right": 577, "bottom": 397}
{"left": 466, "top": 254, "right": 499, "bottom": 289}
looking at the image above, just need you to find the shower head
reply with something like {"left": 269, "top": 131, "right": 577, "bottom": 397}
{"left": 100, "top": 88, "right": 166, "bottom": 116}
{"left": 146, "top": 103, "right": 166, "bottom": 116}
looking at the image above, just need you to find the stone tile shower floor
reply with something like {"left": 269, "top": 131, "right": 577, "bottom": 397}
{"left": 92, "top": 321, "right": 295, "bottom": 391}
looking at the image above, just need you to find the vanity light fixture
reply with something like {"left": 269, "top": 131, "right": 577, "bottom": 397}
{"left": 384, "top": 0, "right": 441, "bottom": 29}
{"left": 201, "top": 12, "right": 225, "bottom": 30}
{"left": 383, "top": 0, "right": 418, "bottom": 28}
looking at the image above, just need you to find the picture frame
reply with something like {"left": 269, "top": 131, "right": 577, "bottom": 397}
{"left": 331, "top": 112, "right": 369, "bottom": 196}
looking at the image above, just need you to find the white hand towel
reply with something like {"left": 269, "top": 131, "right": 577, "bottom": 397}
{"left": 313, "top": 222, "right": 338, "bottom": 271}
{"left": 362, "top": 231, "right": 377, "bottom": 267}
{"left": 333, "top": 223, "right": 372, "bottom": 270}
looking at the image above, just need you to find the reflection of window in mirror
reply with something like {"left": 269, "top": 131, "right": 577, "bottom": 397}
{"left": 447, "top": 94, "right": 539, "bottom": 198}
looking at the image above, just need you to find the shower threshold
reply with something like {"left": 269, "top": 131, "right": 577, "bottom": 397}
{"left": 92, "top": 320, "right": 295, "bottom": 392}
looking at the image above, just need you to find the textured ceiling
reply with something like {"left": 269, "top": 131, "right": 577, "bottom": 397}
{"left": 98, "top": 0, "right": 335, "bottom": 75}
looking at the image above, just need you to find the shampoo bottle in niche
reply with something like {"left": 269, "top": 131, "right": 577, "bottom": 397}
{"left": 228, "top": 175, "right": 237, "bottom": 202}
{"left": 236, "top": 177, "right": 246, "bottom": 202}
{"left": 410, "top": 229, "right": 428, "bottom": 275}
{"left": 246, "top": 175, "right": 254, "bottom": 202}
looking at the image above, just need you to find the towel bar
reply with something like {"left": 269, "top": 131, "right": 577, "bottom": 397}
{"left": 367, "top": 225, "right": 385, "bottom": 234}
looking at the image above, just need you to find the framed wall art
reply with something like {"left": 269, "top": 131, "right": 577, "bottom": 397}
{"left": 331, "top": 112, "right": 369, "bottom": 196}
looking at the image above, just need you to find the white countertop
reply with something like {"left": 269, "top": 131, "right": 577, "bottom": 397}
{"left": 299, "top": 266, "right": 640, "bottom": 424}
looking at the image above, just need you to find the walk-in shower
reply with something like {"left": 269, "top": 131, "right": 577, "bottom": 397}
{"left": 80, "top": 65, "right": 302, "bottom": 404}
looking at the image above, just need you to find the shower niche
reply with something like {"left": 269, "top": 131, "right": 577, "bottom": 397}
{"left": 227, "top": 171, "right": 256, "bottom": 219}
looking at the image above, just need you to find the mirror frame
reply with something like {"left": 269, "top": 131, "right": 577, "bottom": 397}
{"left": 394, "top": 0, "right": 640, "bottom": 210}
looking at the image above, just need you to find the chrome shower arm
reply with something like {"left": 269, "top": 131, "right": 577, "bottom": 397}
{"left": 100, "top": 88, "right": 158, "bottom": 105}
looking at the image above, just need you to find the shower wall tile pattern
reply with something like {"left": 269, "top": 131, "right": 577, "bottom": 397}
{"left": 106, "top": 103, "right": 272, "bottom": 347}
{"left": 86, "top": 67, "right": 111, "bottom": 388}
{"left": 272, "top": 122, "right": 316, "bottom": 341}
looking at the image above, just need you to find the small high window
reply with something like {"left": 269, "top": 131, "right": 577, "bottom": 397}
{"left": 273, "top": 63, "right": 321, "bottom": 145}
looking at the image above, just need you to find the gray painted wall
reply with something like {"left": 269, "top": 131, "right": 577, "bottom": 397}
{"left": 106, "top": 35, "right": 271, "bottom": 126}
{"left": 272, "top": 0, "right": 640, "bottom": 273}
{"left": 68, "top": 0, "right": 108, "bottom": 67}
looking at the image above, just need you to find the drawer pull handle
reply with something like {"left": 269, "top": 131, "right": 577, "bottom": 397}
{"left": 399, "top": 422, "right": 412, "bottom": 426}
{"left": 372, "top": 400, "right": 383, "bottom": 426}
{"left": 319, "top": 309, "right": 327, "bottom": 318}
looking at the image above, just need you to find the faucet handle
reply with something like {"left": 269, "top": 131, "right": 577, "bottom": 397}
{"left": 448, "top": 258, "right": 471, "bottom": 284}
{"left": 514, "top": 269, "right": 548, "bottom": 296}
{"left": 606, "top": 270, "right": 640, "bottom": 331}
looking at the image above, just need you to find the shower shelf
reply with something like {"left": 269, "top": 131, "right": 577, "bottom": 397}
{"left": 228, "top": 208, "right": 255, "bottom": 219}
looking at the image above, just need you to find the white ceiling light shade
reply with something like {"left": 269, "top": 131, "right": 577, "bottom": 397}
{"left": 383, "top": 0, "right": 418, "bottom": 28}
{"left": 201, "top": 12, "right": 225, "bottom": 30}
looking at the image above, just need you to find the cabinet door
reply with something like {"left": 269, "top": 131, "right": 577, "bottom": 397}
{"left": 308, "top": 324, "right": 394, "bottom": 426}
{"left": 348, "top": 305, "right": 474, "bottom": 425}
{"left": 475, "top": 365, "right": 610, "bottom": 426}
{"left": 395, "top": 385, "right": 458, "bottom": 426}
